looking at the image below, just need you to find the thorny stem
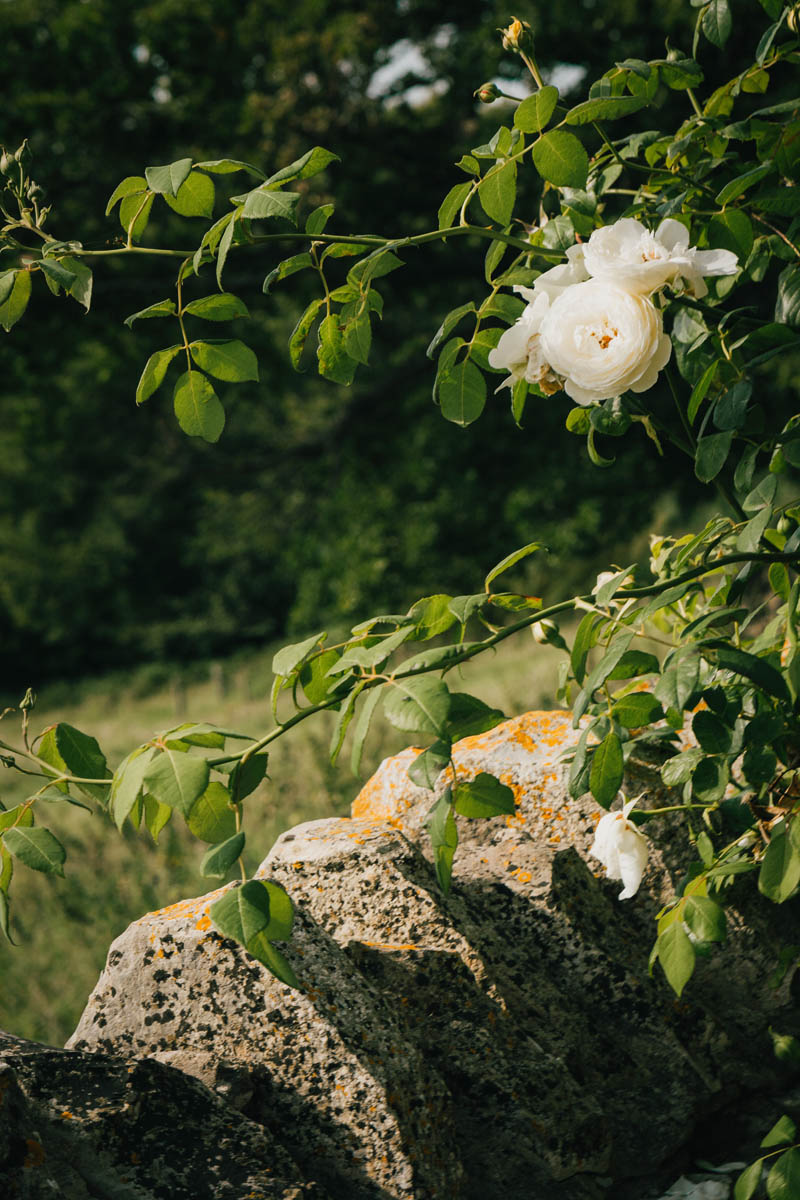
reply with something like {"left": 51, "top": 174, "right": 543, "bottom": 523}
{"left": 204, "top": 548, "right": 800, "bottom": 771}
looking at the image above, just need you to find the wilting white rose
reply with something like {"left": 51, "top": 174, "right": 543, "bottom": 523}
{"left": 539, "top": 279, "right": 672, "bottom": 405}
{"left": 590, "top": 796, "right": 648, "bottom": 900}
{"left": 583, "top": 217, "right": 738, "bottom": 299}
{"left": 487, "top": 290, "right": 563, "bottom": 394}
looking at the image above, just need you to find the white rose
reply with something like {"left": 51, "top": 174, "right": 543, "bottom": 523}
{"left": 538, "top": 279, "right": 672, "bottom": 405}
{"left": 583, "top": 217, "right": 738, "bottom": 299}
{"left": 515, "top": 243, "right": 589, "bottom": 304}
{"left": 487, "top": 290, "right": 562, "bottom": 394}
{"left": 590, "top": 796, "right": 648, "bottom": 900}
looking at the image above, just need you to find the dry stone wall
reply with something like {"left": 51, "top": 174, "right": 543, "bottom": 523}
{"left": 48, "top": 711, "right": 800, "bottom": 1198}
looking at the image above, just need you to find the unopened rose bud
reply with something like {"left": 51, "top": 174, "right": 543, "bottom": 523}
{"left": 778, "top": 515, "right": 793, "bottom": 535}
{"left": 531, "top": 619, "right": 567, "bottom": 650}
{"left": 0, "top": 151, "right": 12, "bottom": 175}
{"left": 26, "top": 182, "right": 44, "bottom": 200}
{"left": 500, "top": 16, "right": 534, "bottom": 54}
{"left": 474, "top": 81, "right": 501, "bottom": 104}
{"left": 14, "top": 139, "right": 31, "bottom": 166}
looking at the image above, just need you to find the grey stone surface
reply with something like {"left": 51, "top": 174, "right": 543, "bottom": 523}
{"left": 67, "top": 710, "right": 800, "bottom": 1199}
{"left": 0, "top": 1029, "right": 327, "bottom": 1199}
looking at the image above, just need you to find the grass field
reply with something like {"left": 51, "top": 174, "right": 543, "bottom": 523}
{"left": 0, "top": 632, "right": 563, "bottom": 1046}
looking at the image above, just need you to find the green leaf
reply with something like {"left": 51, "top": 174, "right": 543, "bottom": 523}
{"left": 427, "top": 302, "right": 476, "bottom": 359}
{"left": 0, "top": 271, "right": 32, "bottom": 332}
{"left": 215, "top": 212, "right": 237, "bottom": 288}
{"left": 444, "top": 693, "right": 504, "bottom": 740}
{"left": 532, "top": 131, "right": 589, "bottom": 188}
{"left": 759, "top": 819, "right": 800, "bottom": 902}
{"left": 0, "top": 888, "right": 13, "bottom": 944}
{"left": 438, "top": 182, "right": 471, "bottom": 230}
{"left": 145, "top": 158, "right": 193, "bottom": 197}
{"left": 143, "top": 793, "right": 172, "bottom": 843}
{"left": 201, "top": 832, "right": 246, "bottom": 878}
{"left": 226, "top": 753, "right": 269, "bottom": 802}
{"left": 343, "top": 312, "right": 372, "bottom": 365}
{"left": 163, "top": 170, "right": 215, "bottom": 217}
{"left": 143, "top": 748, "right": 210, "bottom": 818}
{"left": 183, "top": 293, "right": 249, "bottom": 321}
{"left": 702, "top": 0, "right": 732, "bottom": 47}
{"left": 384, "top": 677, "right": 451, "bottom": 737}
{"left": 734, "top": 1160, "right": 764, "bottom": 1200}
{"left": 692, "top": 710, "right": 732, "bottom": 754}
{"left": 762, "top": 1115, "right": 798, "bottom": 1149}
{"left": 453, "top": 772, "right": 516, "bottom": 819}
{"left": 407, "top": 740, "right": 451, "bottom": 790}
{"left": 124, "top": 299, "right": 177, "bottom": 328}
{"left": 478, "top": 159, "right": 517, "bottom": 225}
{"left": 119, "top": 190, "right": 154, "bottom": 242}
{"left": 0, "top": 806, "right": 34, "bottom": 835}
{"left": 743, "top": 744, "right": 778, "bottom": 787}
{"left": 589, "top": 731, "right": 624, "bottom": 808}
{"left": 657, "top": 920, "right": 695, "bottom": 996}
{"left": 289, "top": 298, "right": 324, "bottom": 370}
{"left": 766, "top": 1148, "right": 800, "bottom": 1200}
{"left": 714, "top": 380, "right": 752, "bottom": 431}
{"left": 775, "top": 265, "right": 800, "bottom": 327}
{"left": 316, "top": 313, "right": 357, "bottom": 385}
{"left": 347, "top": 249, "right": 403, "bottom": 287}
{"left": 38, "top": 258, "right": 77, "bottom": 296}
{"left": 565, "top": 95, "right": 646, "bottom": 124}
{"left": 136, "top": 345, "right": 182, "bottom": 405}
{"left": 427, "top": 786, "right": 458, "bottom": 894}
{"left": 708, "top": 210, "right": 754, "bottom": 262}
{"left": 110, "top": 746, "right": 156, "bottom": 831}
{"left": 584, "top": 632, "right": 635, "bottom": 698}
{"left": 329, "top": 682, "right": 366, "bottom": 766}
{"left": 273, "top": 632, "right": 325, "bottom": 678}
{"left": 683, "top": 895, "right": 726, "bottom": 942}
{"left": 241, "top": 188, "right": 300, "bottom": 223}
{"left": 484, "top": 541, "right": 544, "bottom": 592}
{"left": 408, "top": 594, "right": 457, "bottom": 641}
{"left": 265, "top": 146, "right": 339, "bottom": 187}
{"left": 105, "top": 175, "right": 148, "bottom": 214}
{"left": 514, "top": 86, "right": 559, "bottom": 132}
{"left": 306, "top": 203, "right": 334, "bottom": 234}
{"left": 695, "top": 431, "right": 733, "bottom": 482}
{"left": 187, "top": 781, "right": 236, "bottom": 843}
{"left": 212, "top": 878, "right": 298, "bottom": 985}
{"left": 710, "top": 645, "right": 790, "bottom": 701}
{"left": 195, "top": 158, "right": 266, "bottom": 179}
{"left": 693, "top": 762, "right": 728, "bottom": 812}
{"left": 688, "top": 361, "right": 719, "bottom": 424}
{"left": 608, "top": 650, "right": 661, "bottom": 680}
{"left": 654, "top": 651, "right": 700, "bottom": 711}
{"left": 173, "top": 371, "right": 225, "bottom": 442}
{"left": 716, "top": 163, "right": 773, "bottom": 206}
{"left": 263, "top": 252, "right": 313, "bottom": 293}
{"left": 189, "top": 339, "right": 258, "bottom": 383}
{"left": 438, "top": 359, "right": 486, "bottom": 426}
{"left": 610, "top": 692, "right": 663, "bottom": 728}
{"left": 350, "top": 686, "right": 383, "bottom": 778}
{"left": 661, "top": 747, "right": 703, "bottom": 787}
{"left": 3, "top": 826, "right": 66, "bottom": 877}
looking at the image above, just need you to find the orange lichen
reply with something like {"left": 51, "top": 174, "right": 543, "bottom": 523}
{"left": 23, "top": 1138, "right": 45, "bottom": 1168}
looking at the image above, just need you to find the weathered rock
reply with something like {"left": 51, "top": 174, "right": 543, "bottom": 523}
{"left": 68, "top": 710, "right": 800, "bottom": 1199}
{"left": 0, "top": 1028, "right": 327, "bottom": 1198}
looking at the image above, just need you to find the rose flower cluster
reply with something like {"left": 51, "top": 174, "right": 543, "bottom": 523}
{"left": 489, "top": 218, "right": 739, "bottom": 405}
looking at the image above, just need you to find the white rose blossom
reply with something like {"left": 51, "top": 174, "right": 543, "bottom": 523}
{"left": 582, "top": 217, "right": 739, "bottom": 299}
{"left": 488, "top": 217, "right": 738, "bottom": 402}
{"left": 539, "top": 279, "right": 673, "bottom": 406}
{"left": 589, "top": 796, "right": 649, "bottom": 900}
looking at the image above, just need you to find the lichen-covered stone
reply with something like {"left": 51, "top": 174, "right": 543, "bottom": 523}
{"left": 0, "top": 1029, "right": 326, "bottom": 1198}
{"left": 68, "top": 710, "right": 800, "bottom": 1199}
